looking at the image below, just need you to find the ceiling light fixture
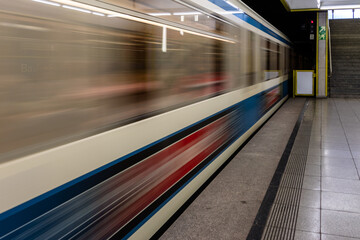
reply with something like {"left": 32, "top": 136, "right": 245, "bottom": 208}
{"left": 320, "top": 4, "right": 360, "bottom": 10}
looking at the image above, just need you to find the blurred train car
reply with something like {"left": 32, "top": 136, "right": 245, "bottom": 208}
{"left": 0, "top": 0, "right": 291, "bottom": 239}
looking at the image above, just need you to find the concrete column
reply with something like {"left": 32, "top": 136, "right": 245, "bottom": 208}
{"left": 317, "top": 11, "right": 328, "bottom": 98}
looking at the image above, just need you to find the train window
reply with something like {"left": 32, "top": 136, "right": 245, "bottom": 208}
{"left": 261, "top": 39, "right": 280, "bottom": 81}
{"left": 276, "top": 44, "right": 280, "bottom": 73}
{"left": 224, "top": 28, "right": 244, "bottom": 89}
{"left": 285, "top": 47, "right": 289, "bottom": 74}
{"left": 246, "top": 31, "right": 256, "bottom": 85}
{"left": 280, "top": 45, "right": 285, "bottom": 76}
{"left": 269, "top": 42, "right": 280, "bottom": 78}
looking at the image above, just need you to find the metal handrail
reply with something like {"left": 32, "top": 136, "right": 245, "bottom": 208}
{"left": 328, "top": 18, "right": 333, "bottom": 77}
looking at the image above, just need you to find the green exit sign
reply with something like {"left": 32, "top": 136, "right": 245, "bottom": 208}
{"left": 319, "top": 26, "right": 326, "bottom": 40}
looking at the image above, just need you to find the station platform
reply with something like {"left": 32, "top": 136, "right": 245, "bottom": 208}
{"left": 160, "top": 98, "right": 360, "bottom": 240}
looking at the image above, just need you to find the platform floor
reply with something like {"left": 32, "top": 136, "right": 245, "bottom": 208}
{"left": 160, "top": 98, "right": 306, "bottom": 239}
{"left": 292, "top": 98, "right": 360, "bottom": 240}
{"left": 160, "top": 98, "right": 360, "bottom": 240}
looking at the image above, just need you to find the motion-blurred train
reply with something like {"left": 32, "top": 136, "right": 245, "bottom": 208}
{"left": 0, "top": 0, "right": 291, "bottom": 239}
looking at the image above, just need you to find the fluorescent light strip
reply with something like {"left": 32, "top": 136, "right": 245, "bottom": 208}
{"left": 92, "top": 12, "right": 105, "bottom": 16}
{"left": 218, "top": 11, "right": 244, "bottom": 14}
{"left": 32, "top": 0, "right": 60, "bottom": 7}
{"left": 52, "top": 0, "right": 118, "bottom": 14}
{"left": 173, "top": 12, "right": 202, "bottom": 16}
{"left": 320, "top": 5, "right": 360, "bottom": 10}
{"left": 149, "top": 13, "right": 172, "bottom": 16}
{"left": 40, "top": 0, "right": 234, "bottom": 43}
{"left": 62, "top": 5, "right": 91, "bottom": 13}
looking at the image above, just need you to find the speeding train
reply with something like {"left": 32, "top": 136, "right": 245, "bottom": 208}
{"left": 0, "top": 0, "right": 291, "bottom": 239}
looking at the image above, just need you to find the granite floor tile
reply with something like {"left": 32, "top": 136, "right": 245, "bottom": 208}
{"left": 349, "top": 145, "right": 360, "bottom": 152}
{"left": 307, "top": 155, "right": 321, "bottom": 165}
{"left": 322, "top": 210, "right": 360, "bottom": 238}
{"left": 322, "top": 165, "right": 359, "bottom": 180}
{"left": 294, "top": 230, "right": 320, "bottom": 240}
{"left": 322, "top": 234, "right": 360, "bottom": 240}
{"left": 302, "top": 176, "right": 321, "bottom": 191}
{"left": 296, "top": 207, "right": 320, "bottom": 233}
{"left": 305, "top": 164, "right": 321, "bottom": 177}
{"left": 347, "top": 139, "right": 360, "bottom": 145}
{"left": 300, "top": 189, "right": 320, "bottom": 209}
{"left": 322, "top": 191, "right": 360, "bottom": 214}
{"left": 308, "top": 140, "right": 321, "bottom": 148}
{"left": 322, "top": 137, "right": 348, "bottom": 144}
{"left": 321, "top": 142, "right": 350, "bottom": 151}
{"left": 321, "top": 157, "right": 355, "bottom": 168}
{"left": 354, "top": 159, "right": 360, "bottom": 170}
{"left": 322, "top": 177, "right": 360, "bottom": 195}
{"left": 320, "top": 149, "right": 353, "bottom": 158}
{"left": 351, "top": 151, "right": 360, "bottom": 158}
{"left": 308, "top": 148, "right": 321, "bottom": 157}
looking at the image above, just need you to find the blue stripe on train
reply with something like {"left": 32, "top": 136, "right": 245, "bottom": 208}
{"left": 283, "top": 79, "right": 289, "bottom": 97}
{"left": 0, "top": 80, "right": 289, "bottom": 239}
{"left": 208, "top": 0, "right": 291, "bottom": 46}
{"left": 124, "top": 83, "right": 287, "bottom": 239}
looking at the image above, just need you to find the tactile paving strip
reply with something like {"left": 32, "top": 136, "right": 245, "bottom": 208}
{"left": 261, "top": 101, "right": 315, "bottom": 240}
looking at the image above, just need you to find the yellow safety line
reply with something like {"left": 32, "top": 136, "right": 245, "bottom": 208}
{"left": 316, "top": 12, "right": 319, "bottom": 97}
{"left": 293, "top": 70, "right": 295, "bottom": 98}
{"left": 325, "top": 14, "right": 329, "bottom": 97}
{"left": 291, "top": 8, "right": 320, "bottom": 12}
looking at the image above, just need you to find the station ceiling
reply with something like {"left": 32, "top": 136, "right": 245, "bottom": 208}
{"left": 285, "top": 0, "right": 360, "bottom": 10}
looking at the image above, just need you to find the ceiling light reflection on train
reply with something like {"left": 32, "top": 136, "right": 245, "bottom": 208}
{"left": 218, "top": 10, "right": 244, "bottom": 15}
{"left": 162, "top": 27, "right": 167, "bottom": 53}
{"left": 149, "top": 13, "right": 172, "bottom": 16}
{"left": 225, "top": 0, "right": 240, "bottom": 10}
{"left": 92, "top": 12, "right": 105, "bottom": 17}
{"left": 62, "top": 5, "right": 91, "bottom": 13}
{"left": 173, "top": 12, "right": 202, "bottom": 16}
{"left": 31, "top": 0, "right": 235, "bottom": 43}
{"left": 32, "top": 0, "right": 60, "bottom": 6}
